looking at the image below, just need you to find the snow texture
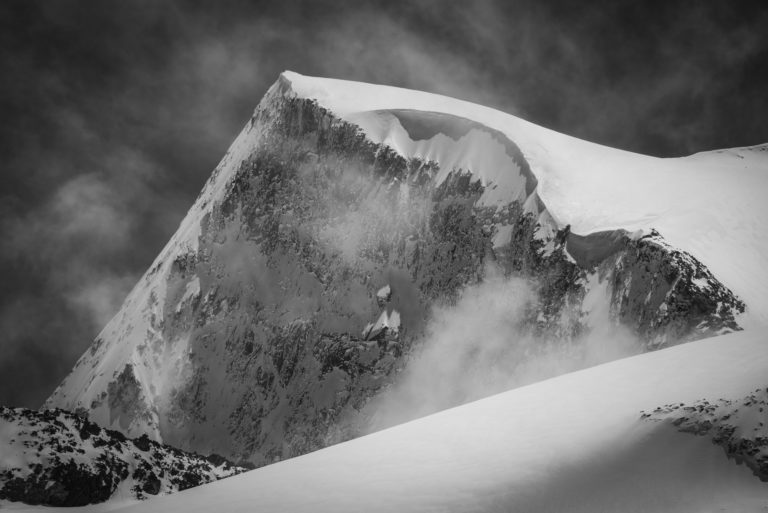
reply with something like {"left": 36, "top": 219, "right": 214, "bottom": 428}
{"left": 70, "top": 330, "right": 768, "bottom": 513}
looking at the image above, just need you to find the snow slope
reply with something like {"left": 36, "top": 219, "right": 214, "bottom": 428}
{"left": 286, "top": 71, "right": 768, "bottom": 324}
{"left": 69, "top": 329, "right": 767, "bottom": 513}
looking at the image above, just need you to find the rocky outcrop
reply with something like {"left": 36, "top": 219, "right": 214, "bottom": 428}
{"left": 0, "top": 407, "right": 246, "bottom": 506}
{"left": 45, "top": 74, "right": 745, "bottom": 469}
{"left": 593, "top": 230, "right": 744, "bottom": 345}
{"left": 642, "top": 388, "right": 768, "bottom": 481}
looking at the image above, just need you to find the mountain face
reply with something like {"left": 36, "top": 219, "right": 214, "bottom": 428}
{"left": 44, "top": 72, "right": 766, "bottom": 467}
{"left": 0, "top": 407, "right": 245, "bottom": 506}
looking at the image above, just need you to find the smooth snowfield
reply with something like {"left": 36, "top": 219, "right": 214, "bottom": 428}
{"left": 286, "top": 71, "right": 768, "bottom": 324}
{"left": 85, "top": 330, "right": 768, "bottom": 513}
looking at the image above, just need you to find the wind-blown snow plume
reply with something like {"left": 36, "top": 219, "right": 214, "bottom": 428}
{"left": 365, "top": 267, "right": 642, "bottom": 431}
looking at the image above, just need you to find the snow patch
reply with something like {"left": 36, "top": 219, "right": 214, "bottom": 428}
{"left": 175, "top": 278, "right": 200, "bottom": 314}
{"left": 376, "top": 285, "right": 391, "bottom": 303}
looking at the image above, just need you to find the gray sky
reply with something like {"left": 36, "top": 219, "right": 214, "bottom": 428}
{"left": 1, "top": 0, "right": 767, "bottom": 408}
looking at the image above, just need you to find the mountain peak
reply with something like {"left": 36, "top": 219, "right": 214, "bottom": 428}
{"left": 43, "top": 72, "right": 763, "bottom": 473}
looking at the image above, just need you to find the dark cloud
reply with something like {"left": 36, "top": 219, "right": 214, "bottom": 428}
{"left": 1, "top": 0, "right": 766, "bottom": 408}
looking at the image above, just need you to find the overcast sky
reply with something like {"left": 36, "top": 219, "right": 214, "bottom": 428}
{"left": 1, "top": 0, "right": 767, "bottom": 408}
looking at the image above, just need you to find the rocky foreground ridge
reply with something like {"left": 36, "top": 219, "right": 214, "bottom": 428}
{"left": 643, "top": 388, "right": 768, "bottom": 482}
{"left": 0, "top": 407, "right": 246, "bottom": 506}
{"left": 43, "top": 73, "right": 746, "bottom": 468}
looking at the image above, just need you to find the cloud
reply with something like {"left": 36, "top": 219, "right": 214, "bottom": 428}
{"left": 363, "top": 268, "right": 642, "bottom": 432}
{"left": 65, "top": 276, "right": 139, "bottom": 335}
{"left": 0, "top": 106, "right": 173, "bottom": 407}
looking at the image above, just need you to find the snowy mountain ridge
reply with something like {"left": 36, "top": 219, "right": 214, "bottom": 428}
{"left": 283, "top": 71, "right": 768, "bottom": 325}
{"left": 42, "top": 71, "right": 767, "bottom": 470}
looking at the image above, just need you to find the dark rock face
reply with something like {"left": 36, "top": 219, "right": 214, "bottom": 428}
{"left": 156, "top": 95, "right": 743, "bottom": 464}
{"left": 642, "top": 388, "right": 768, "bottom": 482}
{"left": 107, "top": 363, "right": 150, "bottom": 431}
{"left": 0, "top": 407, "right": 246, "bottom": 506}
{"left": 563, "top": 228, "right": 745, "bottom": 345}
{"left": 156, "top": 96, "right": 495, "bottom": 464}
{"left": 603, "top": 231, "right": 744, "bottom": 344}
{"left": 44, "top": 79, "right": 746, "bottom": 471}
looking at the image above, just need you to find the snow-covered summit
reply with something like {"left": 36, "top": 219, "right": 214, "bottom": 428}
{"left": 42, "top": 70, "right": 766, "bottom": 475}
{"left": 281, "top": 70, "right": 768, "bottom": 323}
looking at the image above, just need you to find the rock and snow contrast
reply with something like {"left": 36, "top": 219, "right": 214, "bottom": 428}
{"left": 13, "top": 330, "right": 767, "bottom": 513}
{"left": 3, "top": 71, "right": 763, "bottom": 509}
{"left": 643, "top": 386, "right": 768, "bottom": 483}
{"left": 118, "top": 331, "right": 768, "bottom": 512}
{"left": 0, "top": 408, "right": 245, "bottom": 506}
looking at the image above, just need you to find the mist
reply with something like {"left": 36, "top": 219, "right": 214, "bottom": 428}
{"left": 364, "top": 267, "right": 642, "bottom": 432}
